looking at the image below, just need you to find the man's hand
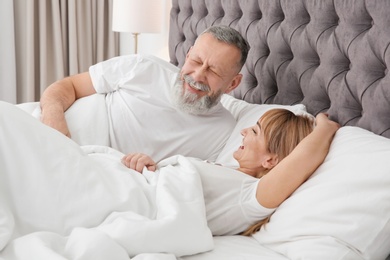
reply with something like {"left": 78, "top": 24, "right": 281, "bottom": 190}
{"left": 121, "top": 153, "right": 157, "bottom": 173}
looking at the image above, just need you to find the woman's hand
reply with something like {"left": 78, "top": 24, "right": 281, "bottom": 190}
{"left": 314, "top": 113, "right": 340, "bottom": 140}
{"left": 121, "top": 153, "right": 156, "bottom": 173}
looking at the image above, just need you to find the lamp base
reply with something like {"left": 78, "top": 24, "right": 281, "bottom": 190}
{"left": 133, "top": 33, "right": 139, "bottom": 54}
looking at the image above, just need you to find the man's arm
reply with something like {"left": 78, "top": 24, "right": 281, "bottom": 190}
{"left": 40, "top": 72, "right": 96, "bottom": 137}
{"left": 256, "top": 113, "right": 340, "bottom": 209}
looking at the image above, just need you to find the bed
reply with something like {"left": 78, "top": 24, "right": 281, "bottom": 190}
{"left": 3, "top": 0, "right": 390, "bottom": 259}
{"left": 169, "top": 0, "right": 390, "bottom": 259}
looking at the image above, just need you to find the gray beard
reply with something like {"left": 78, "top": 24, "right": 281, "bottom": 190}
{"left": 171, "top": 75, "right": 222, "bottom": 115}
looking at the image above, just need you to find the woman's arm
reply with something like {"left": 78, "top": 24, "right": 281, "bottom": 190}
{"left": 256, "top": 113, "right": 340, "bottom": 209}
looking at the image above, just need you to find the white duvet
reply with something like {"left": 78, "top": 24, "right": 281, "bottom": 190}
{"left": 0, "top": 101, "right": 213, "bottom": 259}
{"left": 9, "top": 96, "right": 390, "bottom": 260}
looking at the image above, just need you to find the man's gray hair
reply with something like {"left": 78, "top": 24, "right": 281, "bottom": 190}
{"left": 200, "top": 25, "right": 250, "bottom": 70}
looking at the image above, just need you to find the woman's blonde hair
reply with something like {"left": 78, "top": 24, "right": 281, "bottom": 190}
{"left": 241, "top": 108, "right": 315, "bottom": 236}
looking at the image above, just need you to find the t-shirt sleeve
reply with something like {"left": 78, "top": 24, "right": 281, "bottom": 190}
{"left": 89, "top": 55, "right": 139, "bottom": 93}
{"left": 240, "top": 178, "right": 276, "bottom": 225}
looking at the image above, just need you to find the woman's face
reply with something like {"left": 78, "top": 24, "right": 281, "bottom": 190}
{"left": 233, "top": 119, "right": 275, "bottom": 176}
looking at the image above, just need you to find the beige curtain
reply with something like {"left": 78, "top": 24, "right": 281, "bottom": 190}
{"left": 1, "top": 0, "right": 119, "bottom": 104}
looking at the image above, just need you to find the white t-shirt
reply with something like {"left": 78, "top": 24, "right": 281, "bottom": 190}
{"left": 186, "top": 158, "right": 276, "bottom": 236}
{"left": 89, "top": 54, "right": 236, "bottom": 162}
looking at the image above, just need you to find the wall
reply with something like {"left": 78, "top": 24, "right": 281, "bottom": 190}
{"left": 118, "top": 0, "right": 172, "bottom": 61}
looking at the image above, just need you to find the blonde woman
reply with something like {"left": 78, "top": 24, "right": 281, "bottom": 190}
{"left": 122, "top": 109, "right": 340, "bottom": 235}
{"left": 0, "top": 102, "right": 338, "bottom": 243}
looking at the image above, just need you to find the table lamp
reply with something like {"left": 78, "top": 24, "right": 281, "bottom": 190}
{"left": 112, "top": 0, "right": 163, "bottom": 54}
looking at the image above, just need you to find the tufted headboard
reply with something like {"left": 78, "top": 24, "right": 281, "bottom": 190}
{"left": 169, "top": 0, "right": 390, "bottom": 138}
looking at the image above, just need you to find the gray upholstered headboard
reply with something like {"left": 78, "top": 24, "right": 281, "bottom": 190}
{"left": 169, "top": 0, "right": 390, "bottom": 138}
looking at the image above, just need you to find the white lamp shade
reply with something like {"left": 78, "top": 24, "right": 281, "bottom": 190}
{"left": 112, "top": 0, "right": 163, "bottom": 33}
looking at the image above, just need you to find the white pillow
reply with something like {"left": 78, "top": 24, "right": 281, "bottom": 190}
{"left": 218, "top": 94, "right": 308, "bottom": 167}
{"left": 17, "top": 94, "right": 110, "bottom": 146}
{"left": 253, "top": 126, "right": 390, "bottom": 260}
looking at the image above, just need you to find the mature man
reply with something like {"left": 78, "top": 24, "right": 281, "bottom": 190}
{"left": 40, "top": 25, "right": 249, "bottom": 162}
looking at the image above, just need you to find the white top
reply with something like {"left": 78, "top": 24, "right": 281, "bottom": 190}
{"left": 89, "top": 54, "right": 236, "bottom": 162}
{"left": 186, "top": 158, "right": 276, "bottom": 235}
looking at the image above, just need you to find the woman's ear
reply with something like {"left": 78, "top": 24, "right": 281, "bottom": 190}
{"left": 262, "top": 154, "right": 279, "bottom": 170}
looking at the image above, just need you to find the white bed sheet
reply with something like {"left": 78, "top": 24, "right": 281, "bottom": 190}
{"left": 180, "top": 236, "right": 288, "bottom": 260}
